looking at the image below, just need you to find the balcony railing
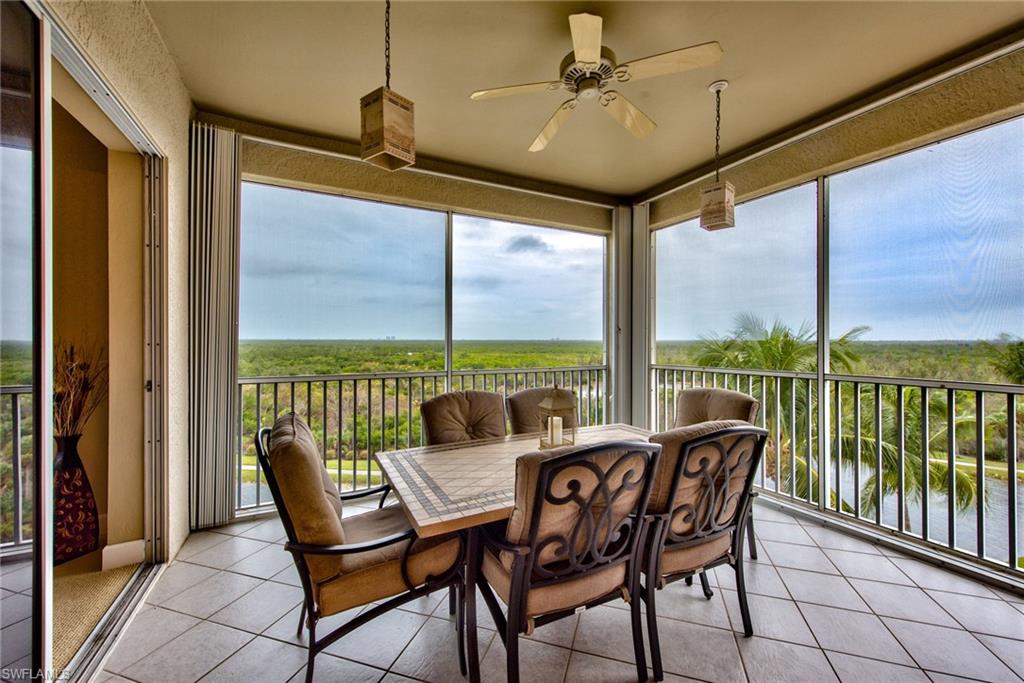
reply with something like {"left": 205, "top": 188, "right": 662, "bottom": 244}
{"left": 1, "top": 385, "right": 33, "bottom": 553}
{"left": 236, "top": 365, "right": 609, "bottom": 512}
{"left": 651, "top": 364, "right": 1023, "bottom": 578}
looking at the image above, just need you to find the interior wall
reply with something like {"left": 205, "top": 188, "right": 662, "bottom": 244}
{"left": 52, "top": 102, "right": 110, "bottom": 537}
{"left": 106, "top": 151, "right": 145, "bottom": 546}
{"left": 46, "top": 0, "right": 194, "bottom": 556}
{"left": 241, "top": 139, "right": 613, "bottom": 234}
{"left": 648, "top": 48, "right": 1024, "bottom": 228}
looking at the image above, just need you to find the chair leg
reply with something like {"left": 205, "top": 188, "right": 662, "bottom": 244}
{"left": 449, "top": 584, "right": 457, "bottom": 616}
{"left": 734, "top": 560, "right": 754, "bottom": 637}
{"left": 642, "top": 579, "right": 661, "bottom": 681}
{"left": 456, "top": 578, "right": 467, "bottom": 676}
{"left": 505, "top": 622, "right": 520, "bottom": 683}
{"left": 305, "top": 619, "right": 317, "bottom": 683}
{"left": 699, "top": 572, "right": 714, "bottom": 600}
{"left": 297, "top": 603, "right": 307, "bottom": 638}
{"left": 746, "top": 513, "right": 758, "bottom": 560}
{"left": 684, "top": 576, "right": 693, "bottom": 586}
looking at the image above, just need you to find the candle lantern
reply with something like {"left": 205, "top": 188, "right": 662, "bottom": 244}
{"left": 538, "top": 385, "right": 577, "bottom": 449}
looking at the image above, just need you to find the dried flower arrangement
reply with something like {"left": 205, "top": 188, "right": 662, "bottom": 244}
{"left": 53, "top": 339, "right": 108, "bottom": 438}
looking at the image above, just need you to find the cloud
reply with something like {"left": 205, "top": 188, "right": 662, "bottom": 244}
{"left": 504, "top": 234, "right": 552, "bottom": 254}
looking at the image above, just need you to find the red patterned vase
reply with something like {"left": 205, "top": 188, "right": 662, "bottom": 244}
{"left": 54, "top": 435, "right": 99, "bottom": 564}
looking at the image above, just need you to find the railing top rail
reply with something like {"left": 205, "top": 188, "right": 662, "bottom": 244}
{"left": 452, "top": 365, "right": 607, "bottom": 375}
{"left": 823, "top": 372, "right": 1024, "bottom": 395}
{"left": 650, "top": 364, "right": 1024, "bottom": 394}
{"left": 650, "top": 364, "right": 816, "bottom": 381}
{"left": 238, "top": 365, "right": 608, "bottom": 385}
{"left": 0, "top": 385, "right": 32, "bottom": 395}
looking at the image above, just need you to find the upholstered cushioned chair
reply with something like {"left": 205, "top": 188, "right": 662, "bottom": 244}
{"left": 420, "top": 390, "right": 507, "bottom": 445}
{"left": 257, "top": 413, "right": 465, "bottom": 682}
{"left": 471, "top": 441, "right": 662, "bottom": 683}
{"left": 674, "top": 388, "right": 761, "bottom": 561}
{"left": 643, "top": 422, "right": 767, "bottom": 681}
{"left": 505, "top": 386, "right": 579, "bottom": 435}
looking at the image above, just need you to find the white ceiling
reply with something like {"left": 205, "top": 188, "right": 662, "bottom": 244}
{"left": 145, "top": 1, "right": 1024, "bottom": 196}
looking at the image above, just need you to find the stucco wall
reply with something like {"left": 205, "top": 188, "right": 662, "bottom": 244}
{"left": 47, "top": 0, "right": 193, "bottom": 556}
{"left": 242, "top": 140, "right": 613, "bottom": 234}
{"left": 649, "top": 49, "right": 1024, "bottom": 228}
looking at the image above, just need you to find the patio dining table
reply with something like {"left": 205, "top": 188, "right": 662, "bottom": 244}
{"left": 374, "top": 422, "right": 653, "bottom": 681}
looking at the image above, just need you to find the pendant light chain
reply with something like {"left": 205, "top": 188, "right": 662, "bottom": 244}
{"left": 714, "top": 88, "right": 721, "bottom": 183}
{"left": 384, "top": 0, "right": 391, "bottom": 89}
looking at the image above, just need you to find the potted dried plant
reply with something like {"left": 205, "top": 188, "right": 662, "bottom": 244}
{"left": 53, "top": 339, "right": 107, "bottom": 564}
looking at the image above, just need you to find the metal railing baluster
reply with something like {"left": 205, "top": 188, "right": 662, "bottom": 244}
{"left": 976, "top": 391, "right": 985, "bottom": 559}
{"left": 948, "top": 388, "right": 957, "bottom": 549}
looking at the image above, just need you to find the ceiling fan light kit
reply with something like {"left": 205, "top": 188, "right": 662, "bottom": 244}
{"left": 469, "top": 13, "right": 723, "bottom": 152}
{"left": 700, "top": 80, "right": 736, "bottom": 231}
{"left": 361, "top": 0, "right": 415, "bottom": 171}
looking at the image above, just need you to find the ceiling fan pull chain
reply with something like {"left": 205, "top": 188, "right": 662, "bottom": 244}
{"left": 384, "top": 0, "right": 391, "bottom": 89}
{"left": 714, "top": 88, "right": 721, "bottom": 182}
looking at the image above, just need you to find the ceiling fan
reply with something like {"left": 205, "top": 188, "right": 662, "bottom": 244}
{"left": 470, "top": 13, "right": 723, "bottom": 151}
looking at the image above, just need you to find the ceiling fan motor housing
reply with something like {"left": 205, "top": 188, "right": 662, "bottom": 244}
{"left": 560, "top": 46, "right": 617, "bottom": 95}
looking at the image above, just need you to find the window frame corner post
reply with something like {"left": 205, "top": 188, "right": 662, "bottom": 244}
{"left": 444, "top": 210, "right": 454, "bottom": 392}
{"left": 816, "top": 175, "right": 831, "bottom": 512}
{"left": 630, "top": 202, "right": 651, "bottom": 429}
{"left": 610, "top": 204, "right": 633, "bottom": 425}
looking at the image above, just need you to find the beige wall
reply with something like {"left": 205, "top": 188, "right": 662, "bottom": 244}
{"left": 242, "top": 140, "right": 613, "bottom": 234}
{"left": 52, "top": 102, "right": 110, "bottom": 535}
{"left": 107, "top": 151, "right": 145, "bottom": 545}
{"left": 47, "top": 0, "right": 193, "bottom": 556}
{"left": 649, "top": 49, "right": 1024, "bottom": 228}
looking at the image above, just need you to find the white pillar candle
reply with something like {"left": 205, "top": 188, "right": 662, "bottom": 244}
{"left": 549, "top": 416, "right": 563, "bottom": 446}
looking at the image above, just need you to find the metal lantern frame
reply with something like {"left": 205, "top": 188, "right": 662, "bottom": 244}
{"left": 538, "top": 385, "right": 577, "bottom": 449}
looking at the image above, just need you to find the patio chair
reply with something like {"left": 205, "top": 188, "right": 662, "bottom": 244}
{"left": 674, "top": 388, "right": 761, "bottom": 561}
{"left": 420, "top": 390, "right": 508, "bottom": 445}
{"left": 256, "top": 413, "right": 466, "bottom": 682}
{"left": 505, "top": 386, "right": 579, "bottom": 435}
{"left": 643, "top": 423, "right": 767, "bottom": 681}
{"left": 472, "top": 441, "right": 662, "bottom": 683}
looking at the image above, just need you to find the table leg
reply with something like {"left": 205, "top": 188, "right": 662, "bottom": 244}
{"left": 465, "top": 527, "right": 481, "bottom": 683}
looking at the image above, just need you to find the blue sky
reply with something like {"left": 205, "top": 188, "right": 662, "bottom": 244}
{"left": 1, "top": 148, "right": 32, "bottom": 342}
{"left": 656, "top": 117, "right": 1023, "bottom": 342}
{"left": 239, "top": 183, "right": 605, "bottom": 340}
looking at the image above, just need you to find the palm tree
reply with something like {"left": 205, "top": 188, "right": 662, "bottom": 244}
{"left": 984, "top": 334, "right": 1024, "bottom": 385}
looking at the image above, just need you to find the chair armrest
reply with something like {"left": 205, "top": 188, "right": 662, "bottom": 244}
{"left": 285, "top": 527, "right": 415, "bottom": 556}
{"left": 338, "top": 484, "right": 391, "bottom": 502}
{"left": 480, "top": 523, "right": 530, "bottom": 557}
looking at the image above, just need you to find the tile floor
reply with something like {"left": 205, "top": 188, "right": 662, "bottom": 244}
{"left": 95, "top": 501, "right": 1024, "bottom": 683}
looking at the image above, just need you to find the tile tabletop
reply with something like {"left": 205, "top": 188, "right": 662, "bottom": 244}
{"left": 374, "top": 423, "right": 652, "bottom": 537}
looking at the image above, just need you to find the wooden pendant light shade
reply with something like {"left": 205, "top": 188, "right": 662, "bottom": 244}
{"left": 360, "top": 0, "right": 415, "bottom": 171}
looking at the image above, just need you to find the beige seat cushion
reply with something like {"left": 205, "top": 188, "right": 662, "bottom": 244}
{"left": 506, "top": 387, "right": 579, "bottom": 435}
{"left": 656, "top": 534, "right": 732, "bottom": 579}
{"left": 268, "top": 413, "right": 346, "bottom": 584}
{"left": 674, "top": 388, "right": 759, "bottom": 428}
{"left": 420, "top": 390, "right": 507, "bottom": 445}
{"left": 481, "top": 546, "right": 626, "bottom": 623}
{"left": 316, "top": 506, "right": 461, "bottom": 616}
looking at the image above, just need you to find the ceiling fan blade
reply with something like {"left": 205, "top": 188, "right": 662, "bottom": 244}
{"left": 569, "top": 13, "right": 603, "bottom": 65}
{"left": 470, "top": 81, "right": 563, "bottom": 101}
{"left": 529, "top": 99, "right": 578, "bottom": 152}
{"left": 599, "top": 90, "right": 656, "bottom": 139}
{"left": 613, "top": 41, "right": 723, "bottom": 82}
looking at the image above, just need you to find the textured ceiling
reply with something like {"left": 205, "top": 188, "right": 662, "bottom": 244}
{"left": 146, "top": 1, "right": 1024, "bottom": 195}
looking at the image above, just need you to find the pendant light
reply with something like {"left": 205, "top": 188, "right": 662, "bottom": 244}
{"left": 360, "top": 0, "right": 415, "bottom": 171}
{"left": 699, "top": 80, "right": 735, "bottom": 230}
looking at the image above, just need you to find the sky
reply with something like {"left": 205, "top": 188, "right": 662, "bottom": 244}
{"left": 239, "top": 183, "right": 605, "bottom": 340}
{"left": 1, "top": 147, "right": 33, "bottom": 342}
{"left": 656, "top": 116, "right": 1024, "bottom": 342}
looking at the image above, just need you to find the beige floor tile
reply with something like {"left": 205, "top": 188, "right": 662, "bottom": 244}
{"left": 720, "top": 589, "right": 816, "bottom": 646}
{"left": 563, "top": 651, "right": 699, "bottom": 683}
{"left": 185, "top": 536, "right": 270, "bottom": 570}
{"left": 478, "top": 634, "right": 570, "bottom": 683}
{"left": 324, "top": 607, "right": 428, "bottom": 669}
{"left": 800, "top": 524, "right": 884, "bottom": 555}
{"left": 391, "top": 616, "right": 494, "bottom": 682}
{"left": 825, "top": 651, "right": 931, "bottom": 682}
{"left": 174, "top": 531, "right": 231, "bottom": 561}
{"left": 262, "top": 604, "right": 364, "bottom": 648}
{"left": 160, "top": 570, "right": 262, "bottom": 619}
{"left": 800, "top": 603, "right": 915, "bottom": 666}
{"left": 762, "top": 541, "right": 840, "bottom": 574}
{"left": 269, "top": 565, "right": 302, "bottom": 587}
{"left": 572, "top": 606, "right": 647, "bottom": 666}
{"left": 883, "top": 617, "right": 1018, "bottom": 681}
{"left": 848, "top": 579, "right": 959, "bottom": 627}
{"left": 210, "top": 580, "right": 304, "bottom": 633}
{"left": 888, "top": 558, "right": 997, "bottom": 598}
{"left": 626, "top": 579, "right": 731, "bottom": 630}
{"left": 145, "top": 562, "right": 219, "bottom": 605}
{"left": 226, "top": 543, "right": 295, "bottom": 579}
{"left": 652, "top": 618, "right": 746, "bottom": 682}
{"left": 104, "top": 606, "right": 201, "bottom": 674}
{"left": 778, "top": 568, "right": 869, "bottom": 611}
{"left": 204, "top": 636, "right": 308, "bottom": 682}
{"left": 822, "top": 548, "right": 915, "bottom": 585}
{"left": 289, "top": 653, "right": 385, "bottom": 683}
{"left": 974, "top": 632, "right": 1024, "bottom": 674}
{"left": 925, "top": 590, "right": 1024, "bottom": 639}
{"left": 737, "top": 636, "right": 838, "bottom": 683}
{"left": 713, "top": 562, "right": 790, "bottom": 599}
{"left": 122, "top": 621, "right": 253, "bottom": 683}
{"left": 753, "top": 519, "right": 817, "bottom": 546}
{"left": 240, "top": 518, "right": 288, "bottom": 542}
